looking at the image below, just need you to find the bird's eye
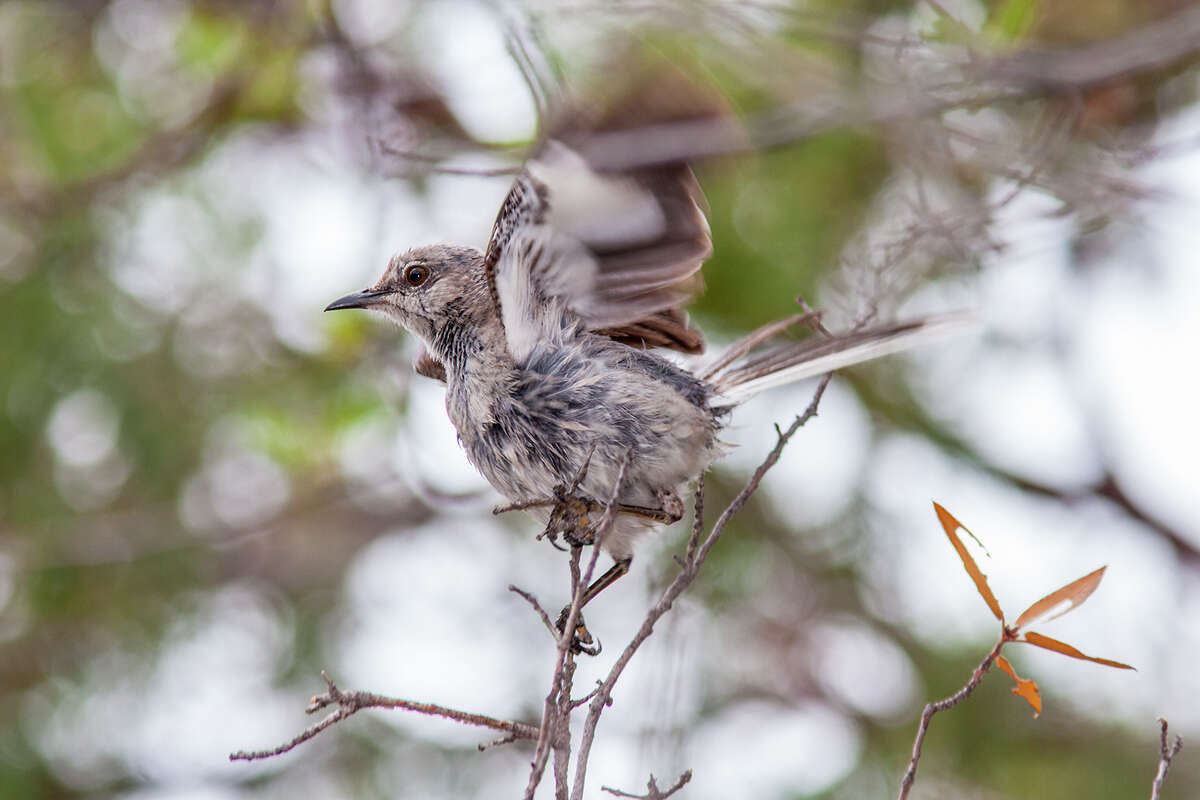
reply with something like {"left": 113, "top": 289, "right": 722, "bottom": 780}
{"left": 404, "top": 264, "right": 429, "bottom": 286}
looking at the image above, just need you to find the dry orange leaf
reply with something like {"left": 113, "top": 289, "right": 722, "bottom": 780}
{"left": 1014, "top": 566, "right": 1106, "bottom": 630}
{"left": 933, "top": 502, "right": 1004, "bottom": 622}
{"left": 1022, "top": 631, "right": 1135, "bottom": 670}
{"left": 995, "top": 655, "right": 1042, "bottom": 716}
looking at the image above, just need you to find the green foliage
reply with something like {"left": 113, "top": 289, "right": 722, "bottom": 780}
{"left": 698, "top": 132, "right": 887, "bottom": 330}
{"left": 177, "top": 9, "right": 250, "bottom": 75}
{"left": 987, "top": 0, "right": 1041, "bottom": 43}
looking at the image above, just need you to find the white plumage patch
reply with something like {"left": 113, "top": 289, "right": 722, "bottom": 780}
{"left": 527, "top": 141, "right": 667, "bottom": 248}
{"left": 484, "top": 138, "right": 711, "bottom": 364}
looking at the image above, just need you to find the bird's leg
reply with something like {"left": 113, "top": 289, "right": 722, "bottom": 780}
{"left": 554, "top": 491, "right": 680, "bottom": 654}
{"left": 494, "top": 474, "right": 681, "bottom": 656}
{"left": 580, "top": 557, "right": 633, "bottom": 607}
{"left": 495, "top": 494, "right": 683, "bottom": 543}
{"left": 550, "top": 488, "right": 601, "bottom": 548}
{"left": 556, "top": 556, "right": 632, "bottom": 656}
{"left": 572, "top": 491, "right": 683, "bottom": 527}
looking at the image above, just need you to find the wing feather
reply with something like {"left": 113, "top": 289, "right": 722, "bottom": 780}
{"left": 480, "top": 67, "right": 729, "bottom": 364}
{"left": 484, "top": 143, "right": 711, "bottom": 362}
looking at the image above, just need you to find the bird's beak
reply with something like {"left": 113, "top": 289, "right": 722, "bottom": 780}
{"left": 324, "top": 288, "right": 392, "bottom": 312}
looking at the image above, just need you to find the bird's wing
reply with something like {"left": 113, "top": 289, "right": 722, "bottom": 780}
{"left": 482, "top": 52, "right": 726, "bottom": 368}
{"left": 483, "top": 142, "right": 711, "bottom": 363}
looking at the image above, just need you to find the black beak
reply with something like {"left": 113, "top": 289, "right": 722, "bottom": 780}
{"left": 324, "top": 288, "right": 392, "bottom": 312}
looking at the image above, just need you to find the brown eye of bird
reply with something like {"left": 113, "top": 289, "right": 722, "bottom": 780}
{"left": 404, "top": 264, "right": 429, "bottom": 286}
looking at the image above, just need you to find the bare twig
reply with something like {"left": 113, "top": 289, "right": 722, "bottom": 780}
{"left": 570, "top": 682, "right": 604, "bottom": 710}
{"left": 552, "top": 650, "right": 578, "bottom": 800}
{"left": 525, "top": 548, "right": 581, "bottom": 799}
{"left": 1150, "top": 718, "right": 1184, "bottom": 800}
{"left": 526, "top": 453, "right": 632, "bottom": 799}
{"left": 896, "top": 632, "right": 1013, "bottom": 800}
{"left": 479, "top": 733, "right": 521, "bottom": 752}
{"left": 229, "top": 672, "right": 537, "bottom": 761}
{"left": 510, "top": 584, "right": 559, "bottom": 635}
{"left": 603, "top": 769, "right": 693, "bottom": 799}
{"left": 681, "top": 473, "right": 704, "bottom": 564}
{"left": 500, "top": 10, "right": 553, "bottom": 135}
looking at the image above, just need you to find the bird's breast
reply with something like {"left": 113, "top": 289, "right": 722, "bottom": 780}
{"left": 443, "top": 341, "right": 720, "bottom": 507}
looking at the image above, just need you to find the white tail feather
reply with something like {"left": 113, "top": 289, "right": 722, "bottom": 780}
{"left": 715, "top": 312, "right": 972, "bottom": 404}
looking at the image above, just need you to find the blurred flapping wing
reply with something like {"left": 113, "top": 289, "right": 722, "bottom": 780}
{"left": 483, "top": 74, "right": 725, "bottom": 363}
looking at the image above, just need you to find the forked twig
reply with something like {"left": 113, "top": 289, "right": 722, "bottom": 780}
{"left": 1150, "top": 718, "right": 1184, "bottom": 800}
{"left": 510, "top": 584, "right": 558, "bottom": 635}
{"left": 229, "top": 671, "right": 537, "bottom": 761}
{"left": 602, "top": 769, "right": 693, "bottom": 799}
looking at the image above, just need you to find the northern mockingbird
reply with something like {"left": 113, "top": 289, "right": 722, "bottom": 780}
{"left": 326, "top": 91, "right": 960, "bottom": 643}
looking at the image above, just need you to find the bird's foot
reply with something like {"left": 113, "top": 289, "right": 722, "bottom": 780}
{"left": 654, "top": 488, "right": 686, "bottom": 524}
{"left": 494, "top": 486, "right": 602, "bottom": 549}
{"left": 547, "top": 485, "right": 604, "bottom": 547}
{"left": 556, "top": 605, "right": 602, "bottom": 656}
{"left": 497, "top": 485, "right": 682, "bottom": 551}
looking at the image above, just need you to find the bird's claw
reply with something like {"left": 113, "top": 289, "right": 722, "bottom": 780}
{"left": 556, "top": 606, "right": 602, "bottom": 656}
{"left": 531, "top": 484, "right": 603, "bottom": 549}
{"left": 654, "top": 488, "right": 685, "bottom": 523}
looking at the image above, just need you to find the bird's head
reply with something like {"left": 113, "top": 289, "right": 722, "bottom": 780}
{"left": 324, "top": 244, "right": 490, "bottom": 344}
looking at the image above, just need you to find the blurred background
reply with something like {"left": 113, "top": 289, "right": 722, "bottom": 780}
{"left": 2, "top": 0, "right": 1199, "bottom": 797}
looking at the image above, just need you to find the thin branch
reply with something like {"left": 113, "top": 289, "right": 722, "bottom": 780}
{"left": 228, "top": 701, "right": 354, "bottom": 762}
{"left": 1150, "top": 718, "right": 1184, "bottom": 800}
{"left": 525, "top": 548, "right": 581, "bottom": 800}
{"left": 229, "top": 671, "right": 537, "bottom": 762}
{"left": 479, "top": 733, "right": 521, "bottom": 752}
{"left": 510, "top": 584, "right": 558, "bottom": 635}
{"left": 527, "top": 453, "right": 632, "bottom": 800}
{"left": 682, "top": 473, "right": 704, "bottom": 564}
{"left": 553, "top": 652, "right": 578, "bottom": 800}
{"left": 983, "top": 5, "right": 1200, "bottom": 89}
{"left": 500, "top": 10, "right": 551, "bottom": 136}
{"left": 570, "top": 682, "right": 604, "bottom": 710}
{"left": 602, "top": 769, "right": 693, "bottom": 799}
{"left": 896, "top": 631, "right": 1013, "bottom": 800}
{"left": 570, "top": 375, "right": 833, "bottom": 800}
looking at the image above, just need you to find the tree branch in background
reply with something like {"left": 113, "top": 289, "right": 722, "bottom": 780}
{"left": 983, "top": 5, "right": 1200, "bottom": 89}
{"left": 847, "top": 374, "right": 1200, "bottom": 570}
{"left": 554, "top": 3, "right": 1200, "bottom": 174}
{"left": 1150, "top": 718, "right": 1184, "bottom": 800}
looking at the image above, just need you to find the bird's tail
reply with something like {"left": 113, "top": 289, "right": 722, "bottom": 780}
{"left": 704, "top": 312, "right": 970, "bottom": 404}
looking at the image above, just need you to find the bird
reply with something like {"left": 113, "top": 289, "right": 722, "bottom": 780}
{"left": 325, "top": 91, "right": 963, "bottom": 640}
